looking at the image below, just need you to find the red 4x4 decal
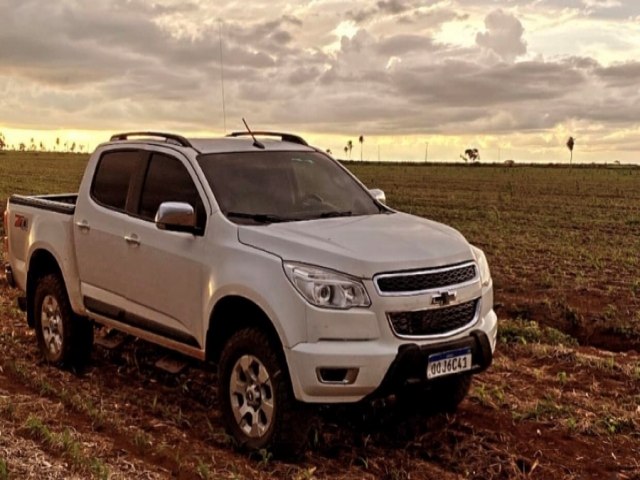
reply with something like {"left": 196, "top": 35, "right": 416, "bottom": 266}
{"left": 14, "top": 214, "right": 28, "bottom": 230}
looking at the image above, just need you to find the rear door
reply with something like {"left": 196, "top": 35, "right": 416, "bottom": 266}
{"left": 74, "top": 149, "right": 145, "bottom": 308}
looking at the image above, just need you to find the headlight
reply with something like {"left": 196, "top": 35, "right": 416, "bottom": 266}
{"left": 283, "top": 262, "right": 371, "bottom": 309}
{"left": 471, "top": 246, "right": 491, "bottom": 287}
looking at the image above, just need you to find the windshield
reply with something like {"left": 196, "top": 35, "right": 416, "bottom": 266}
{"left": 197, "top": 151, "right": 384, "bottom": 224}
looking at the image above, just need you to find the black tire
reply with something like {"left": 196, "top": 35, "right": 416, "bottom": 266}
{"left": 399, "top": 374, "right": 472, "bottom": 415}
{"left": 33, "top": 274, "right": 93, "bottom": 369}
{"left": 218, "top": 328, "right": 309, "bottom": 457}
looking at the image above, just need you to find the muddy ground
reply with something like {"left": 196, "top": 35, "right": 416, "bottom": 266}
{"left": 0, "top": 283, "right": 638, "bottom": 480}
{"left": 0, "top": 159, "right": 639, "bottom": 478}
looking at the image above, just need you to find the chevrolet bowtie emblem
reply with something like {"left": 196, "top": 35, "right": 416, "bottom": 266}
{"left": 432, "top": 291, "right": 457, "bottom": 306}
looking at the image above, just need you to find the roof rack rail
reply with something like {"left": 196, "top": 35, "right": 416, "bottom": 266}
{"left": 227, "top": 131, "right": 309, "bottom": 146}
{"left": 110, "top": 132, "right": 193, "bottom": 148}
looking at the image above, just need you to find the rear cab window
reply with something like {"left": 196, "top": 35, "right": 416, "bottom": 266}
{"left": 91, "top": 150, "right": 141, "bottom": 211}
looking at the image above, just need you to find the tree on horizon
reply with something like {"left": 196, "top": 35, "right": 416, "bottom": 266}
{"left": 460, "top": 148, "right": 480, "bottom": 163}
{"left": 359, "top": 135, "right": 364, "bottom": 161}
{"left": 566, "top": 136, "right": 575, "bottom": 165}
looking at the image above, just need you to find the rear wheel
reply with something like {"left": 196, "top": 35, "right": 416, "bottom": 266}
{"left": 218, "top": 328, "right": 309, "bottom": 457}
{"left": 34, "top": 274, "right": 93, "bottom": 368}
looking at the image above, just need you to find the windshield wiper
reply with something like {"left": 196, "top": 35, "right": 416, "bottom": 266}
{"left": 226, "top": 212, "right": 298, "bottom": 224}
{"left": 315, "top": 210, "right": 353, "bottom": 219}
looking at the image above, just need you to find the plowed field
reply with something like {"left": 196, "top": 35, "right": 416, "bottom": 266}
{"left": 0, "top": 153, "right": 638, "bottom": 479}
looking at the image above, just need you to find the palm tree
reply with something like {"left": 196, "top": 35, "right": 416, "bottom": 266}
{"left": 343, "top": 146, "right": 348, "bottom": 158}
{"left": 566, "top": 136, "right": 575, "bottom": 166}
{"left": 347, "top": 140, "right": 353, "bottom": 159}
{"left": 359, "top": 135, "right": 364, "bottom": 161}
{"left": 55, "top": 137, "right": 60, "bottom": 152}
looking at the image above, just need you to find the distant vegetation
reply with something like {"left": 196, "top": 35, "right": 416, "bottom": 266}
{"left": 0, "top": 131, "right": 88, "bottom": 154}
{"left": 566, "top": 136, "right": 575, "bottom": 165}
{"left": 460, "top": 148, "right": 480, "bottom": 163}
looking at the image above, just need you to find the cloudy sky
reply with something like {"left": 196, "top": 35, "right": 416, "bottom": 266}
{"left": 1, "top": 0, "right": 640, "bottom": 162}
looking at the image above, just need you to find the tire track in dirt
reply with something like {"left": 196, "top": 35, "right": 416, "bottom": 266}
{"left": 0, "top": 369, "right": 171, "bottom": 479}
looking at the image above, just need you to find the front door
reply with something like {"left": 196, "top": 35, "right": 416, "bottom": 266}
{"left": 120, "top": 150, "right": 208, "bottom": 347}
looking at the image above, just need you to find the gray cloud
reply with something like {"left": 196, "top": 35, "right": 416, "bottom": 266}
{"left": 377, "top": 0, "right": 413, "bottom": 15}
{"left": 375, "top": 34, "right": 437, "bottom": 56}
{"left": 288, "top": 66, "right": 323, "bottom": 85}
{"left": 595, "top": 62, "right": 640, "bottom": 87}
{"left": 458, "top": 0, "right": 640, "bottom": 20}
{"left": 0, "top": 0, "right": 640, "bottom": 157}
{"left": 397, "top": 8, "right": 469, "bottom": 26}
{"left": 347, "top": 0, "right": 428, "bottom": 24}
{"left": 476, "top": 10, "right": 527, "bottom": 62}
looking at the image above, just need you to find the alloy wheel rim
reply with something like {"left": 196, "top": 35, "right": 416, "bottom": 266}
{"left": 41, "top": 295, "right": 63, "bottom": 357}
{"left": 229, "top": 354, "right": 275, "bottom": 438}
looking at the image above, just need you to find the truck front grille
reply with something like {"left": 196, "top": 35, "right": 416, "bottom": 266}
{"left": 388, "top": 299, "right": 479, "bottom": 337}
{"left": 375, "top": 263, "right": 477, "bottom": 295}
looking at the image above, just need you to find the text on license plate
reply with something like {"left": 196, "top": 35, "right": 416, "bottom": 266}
{"left": 427, "top": 347, "right": 472, "bottom": 379}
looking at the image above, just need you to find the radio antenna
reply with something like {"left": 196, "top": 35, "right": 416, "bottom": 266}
{"left": 242, "top": 118, "right": 265, "bottom": 149}
{"left": 218, "top": 20, "right": 227, "bottom": 134}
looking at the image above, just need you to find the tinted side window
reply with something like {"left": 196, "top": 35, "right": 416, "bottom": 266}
{"left": 139, "top": 153, "right": 203, "bottom": 221}
{"left": 92, "top": 151, "right": 139, "bottom": 210}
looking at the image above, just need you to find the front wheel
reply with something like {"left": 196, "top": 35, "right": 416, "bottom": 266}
{"left": 398, "top": 374, "right": 472, "bottom": 415}
{"left": 218, "top": 328, "right": 309, "bottom": 456}
{"left": 33, "top": 274, "right": 93, "bottom": 369}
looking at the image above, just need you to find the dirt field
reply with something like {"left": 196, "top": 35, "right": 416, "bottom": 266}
{"left": 350, "top": 162, "right": 640, "bottom": 352}
{"left": 0, "top": 152, "right": 638, "bottom": 479}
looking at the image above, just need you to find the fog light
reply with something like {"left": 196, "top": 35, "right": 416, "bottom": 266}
{"left": 316, "top": 367, "right": 359, "bottom": 384}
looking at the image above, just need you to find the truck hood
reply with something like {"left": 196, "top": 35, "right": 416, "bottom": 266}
{"left": 238, "top": 212, "right": 474, "bottom": 278}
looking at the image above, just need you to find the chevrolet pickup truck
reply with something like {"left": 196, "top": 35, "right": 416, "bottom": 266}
{"left": 3, "top": 131, "right": 497, "bottom": 454}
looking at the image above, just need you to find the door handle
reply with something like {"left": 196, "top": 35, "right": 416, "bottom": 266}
{"left": 124, "top": 234, "right": 140, "bottom": 247}
{"left": 75, "top": 220, "right": 90, "bottom": 232}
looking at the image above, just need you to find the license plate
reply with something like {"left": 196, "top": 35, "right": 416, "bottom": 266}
{"left": 427, "top": 347, "right": 472, "bottom": 379}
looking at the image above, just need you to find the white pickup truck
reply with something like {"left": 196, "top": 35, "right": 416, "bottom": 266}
{"left": 3, "top": 131, "right": 497, "bottom": 454}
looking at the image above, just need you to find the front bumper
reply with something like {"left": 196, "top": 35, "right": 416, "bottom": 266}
{"left": 287, "top": 307, "right": 497, "bottom": 403}
{"left": 368, "top": 329, "right": 493, "bottom": 400}
{"left": 4, "top": 263, "right": 15, "bottom": 288}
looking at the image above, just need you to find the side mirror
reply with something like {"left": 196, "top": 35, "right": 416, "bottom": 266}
{"left": 369, "top": 188, "right": 386, "bottom": 204}
{"left": 155, "top": 202, "right": 196, "bottom": 233}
